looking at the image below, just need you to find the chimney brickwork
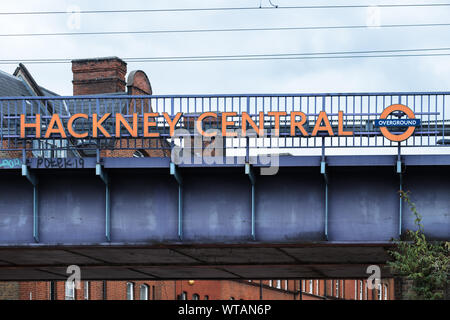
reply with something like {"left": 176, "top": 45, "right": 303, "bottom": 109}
{"left": 72, "top": 57, "right": 127, "bottom": 95}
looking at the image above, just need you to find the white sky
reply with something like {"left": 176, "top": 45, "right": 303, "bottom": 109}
{"left": 1, "top": 0, "right": 450, "bottom": 96}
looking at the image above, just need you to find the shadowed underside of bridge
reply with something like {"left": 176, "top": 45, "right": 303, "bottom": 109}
{"left": 0, "top": 155, "right": 449, "bottom": 280}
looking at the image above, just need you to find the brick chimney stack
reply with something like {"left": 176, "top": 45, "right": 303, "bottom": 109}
{"left": 72, "top": 57, "right": 127, "bottom": 95}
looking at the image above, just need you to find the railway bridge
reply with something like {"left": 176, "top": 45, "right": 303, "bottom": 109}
{"left": 0, "top": 93, "right": 449, "bottom": 281}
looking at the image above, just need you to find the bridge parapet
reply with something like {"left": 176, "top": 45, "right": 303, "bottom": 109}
{"left": 1, "top": 92, "right": 450, "bottom": 159}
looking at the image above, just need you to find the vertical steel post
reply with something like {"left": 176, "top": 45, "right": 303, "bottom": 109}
{"left": 178, "top": 183, "right": 183, "bottom": 240}
{"left": 251, "top": 183, "right": 255, "bottom": 240}
{"left": 33, "top": 184, "right": 39, "bottom": 242}
{"left": 299, "top": 280, "right": 303, "bottom": 300}
{"left": 259, "top": 280, "right": 263, "bottom": 300}
{"left": 106, "top": 182, "right": 111, "bottom": 242}
{"left": 245, "top": 163, "right": 256, "bottom": 240}
{"left": 397, "top": 144, "right": 403, "bottom": 237}
{"left": 50, "top": 281, "right": 55, "bottom": 300}
{"left": 246, "top": 97, "right": 250, "bottom": 163}
{"left": 321, "top": 141, "right": 328, "bottom": 241}
{"left": 170, "top": 162, "right": 183, "bottom": 240}
{"left": 96, "top": 163, "right": 110, "bottom": 242}
{"left": 22, "top": 164, "right": 39, "bottom": 243}
{"left": 103, "top": 281, "right": 107, "bottom": 300}
{"left": 325, "top": 181, "right": 328, "bottom": 240}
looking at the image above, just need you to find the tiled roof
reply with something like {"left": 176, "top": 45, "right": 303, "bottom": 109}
{"left": 39, "top": 86, "right": 59, "bottom": 97}
{"left": 0, "top": 69, "right": 33, "bottom": 97}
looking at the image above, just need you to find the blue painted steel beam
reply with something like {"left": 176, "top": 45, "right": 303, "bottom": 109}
{"left": 0, "top": 164, "right": 448, "bottom": 245}
{"left": 2, "top": 155, "right": 450, "bottom": 171}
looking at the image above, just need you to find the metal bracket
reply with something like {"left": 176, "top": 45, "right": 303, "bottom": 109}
{"left": 321, "top": 161, "right": 328, "bottom": 184}
{"left": 96, "top": 163, "right": 111, "bottom": 242}
{"left": 170, "top": 162, "right": 183, "bottom": 185}
{"left": 22, "top": 164, "right": 39, "bottom": 243}
{"left": 245, "top": 163, "right": 255, "bottom": 185}
{"left": 96, "top": 163, "right": 109, "bottom": 185}
{"left": 22, "top": 164, "right": 37, "bottom": 186}
{"left": 245, "top": 163, "right": 256, "bottom": 240}
{"left": 396, "top": 160, "right": 403, "bottom": 174}
{"left": 170, "top": 162, "right": 183, "bottom": 240}
{"left": 321, "top": 161, "right": 329, "bottom": 241}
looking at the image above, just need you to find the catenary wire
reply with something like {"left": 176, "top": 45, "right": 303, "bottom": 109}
{"left": 1, "top": 3, "right": 450, "bottom": 15}
{"left": 1, "top": 52, "right": 450, "bottom": 65}
{"left": 1, "top": 22, "right": 450, "bottom": 37}
{"left": 2, "top": 46, "right": 450, "bottom": 62}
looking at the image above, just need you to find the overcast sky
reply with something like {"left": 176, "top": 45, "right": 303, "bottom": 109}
{"left": 1, "top": 0, "right": 450, "bottom": 96}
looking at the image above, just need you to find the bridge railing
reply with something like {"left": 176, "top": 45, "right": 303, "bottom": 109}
{"left": 1, "top": 93, "right": 450, "bottom": 158}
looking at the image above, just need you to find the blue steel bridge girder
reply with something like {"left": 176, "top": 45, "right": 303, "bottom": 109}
{"left": 0, "top": 155, "right": 449, "bottom": 280}
{"left": 0, "top": 155, "right": 448, "bottom": 245}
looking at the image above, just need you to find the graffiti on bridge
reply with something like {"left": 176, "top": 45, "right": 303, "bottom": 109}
{"left": 0, "top": 159, "right": 21, "bottom": 169}
{"left": 37, "top": 158, "right": 85, "bottom": 169}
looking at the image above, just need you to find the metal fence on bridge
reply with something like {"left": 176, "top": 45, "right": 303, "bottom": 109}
{"left": 1, "top": 92, "right": 450, "bottom": 158}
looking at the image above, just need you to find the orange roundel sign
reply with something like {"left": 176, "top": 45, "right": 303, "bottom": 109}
{"left": 379, "top": 104, "right": 416, "bottom": 142}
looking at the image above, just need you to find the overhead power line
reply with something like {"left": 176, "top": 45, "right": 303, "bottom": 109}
{"left": 1, "top": 3, "right": 450, "bottom": 15}
{"left": 1, "top": 22, "right": 450, "bottom": 37}
{"left": 0, "top": 53, "right": 448, "bottom": 64}
{"left": 3, "top": 46, "right": 450, "bottom": 62}
{"left": 1, "top": 47, "right": 450, "bottom": 64}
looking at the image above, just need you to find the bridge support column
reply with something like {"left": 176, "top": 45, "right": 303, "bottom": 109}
{"left": 170, "top": 162, "right": 183, "bottom": 240}
{"left": 96, "top": 163, "right": 111, "bottom": 242}
{"left": 245, "top": 163, "right": 256, "bottom": 241}
{"left": 22, "top": 164, "right": 39, "bottom": 243}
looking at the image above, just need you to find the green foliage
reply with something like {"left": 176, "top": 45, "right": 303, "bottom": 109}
{"left": 388, "top": 191, "right": 450, "bottom": 300}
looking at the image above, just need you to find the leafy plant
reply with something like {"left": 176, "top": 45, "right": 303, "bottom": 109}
{"left": 388, "top": 191, "right": 450, "bottom": 300}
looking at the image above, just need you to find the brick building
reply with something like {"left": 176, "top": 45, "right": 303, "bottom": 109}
{"left": 9, "top": 278, "right": 394, "bottom": 301}
{"left": 72, "top": 57, "right": 169, "bottom": 158}
{"left": 0, "top": 57, "right": 396, "bottom": 301}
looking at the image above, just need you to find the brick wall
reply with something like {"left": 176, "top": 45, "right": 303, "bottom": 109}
{"left": 0, "top": 141, "right": 33, "bottom": 159}
{"left": 53, "top": 280, "right": 104, "bottom": 300}
{"left": 0, "top": 282, "right": 19, "bottom": 300}
{"left": 0, "top": 141, "right": 22, "bottom": 158}
{"left": 19, "top": 282, "right": 51, "bottom": 300}
{"left": 127, "top": 70, "right": 152, "bottom": 95}
{"left": 72, "top": 57, "right": 127, "bottom": 96}
{"left": 6, "top": 278, "right": 399, "bottom": 300}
